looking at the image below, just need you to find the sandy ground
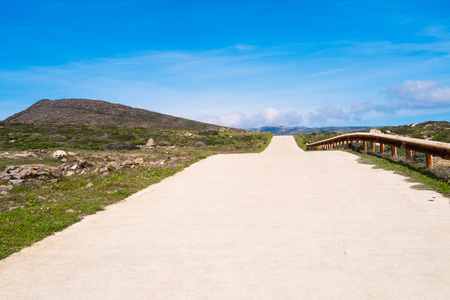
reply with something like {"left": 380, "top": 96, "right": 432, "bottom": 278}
{"left": 1, "top": 136, "right": 449, "bottom": 299}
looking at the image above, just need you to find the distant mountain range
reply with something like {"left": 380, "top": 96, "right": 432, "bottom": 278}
{"left": 248, "top": 125, "right": 380, "bottom": 135}
{"left": 5, "top": 99, "right": 235, "bottom": 132}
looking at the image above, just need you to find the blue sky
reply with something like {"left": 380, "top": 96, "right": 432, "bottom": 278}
{"left": 1, "top": 0, "right": 450, "bottom": 128}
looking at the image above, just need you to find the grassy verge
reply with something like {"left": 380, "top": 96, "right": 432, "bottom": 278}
{"left": 293, "top": 135, "right": 307, "bottom": 150}
{"left": 249, "top": 134, "right": 273, "bottom": 153}
{"left": 0, "top": 130, "right": 272, "bottom": 260}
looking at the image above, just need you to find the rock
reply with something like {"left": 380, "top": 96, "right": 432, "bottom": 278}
{"left": 10, "top": 179, "right": 25, "bottom": 186}
{"left": 61, "top": 158, "right": 67, "bottom": 162}
{"left": 133, "top": 158, "right": 144, "bottom": 164}
{"left": 78, "top": 160, "right": 91, "bottom": 168}
{"left": 52, "top": 150, "right": 68, "bottom": 159}
{"left": 146, "top": 138, "right": 155, "bottom": 147}
{"left": 107, "top": 162, "right": 120, "bottom": 171}
{"left": 370, "top": 129, "right": 381, "bottom": 134}
{"left": 9, "top": 206, "right": 24, "bottom": 211}
{"left": 99, "top": 167, "right": 108, "bottom": 173}
{"left": 86, "top": 183, "right": 94, "bottom": 189}
{"left": 121, "top": 160, "right": 135, "bottom": 168}
{"left": 65, "top": 171, "right": 75, "bottom": 177}
{"left": 0, "top": 164, "right": 61, "bottom": 182}
{"left": 67, "top": 152, "right": 77, "bottom": 156}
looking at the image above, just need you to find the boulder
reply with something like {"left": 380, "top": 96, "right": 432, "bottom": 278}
{"left": 369, "top": 129, "right": 381, "bottom": 134}
{"left": 10, "top": 179, "right": 25, "bottom": 186}
{"left": 52, "top": 150, "right": 68, "bottom": 159}
{"left": 133, "top": 158, "right": 144, "bottom": 164}
{"left": 0, "top": 164, "right": 62, "bottom": 183}
{"left": 107, "top": 162, "right": 120, "bottom": 171}
{"left": 146, "top": 138, "right": 155, "bottom": 147}
{"left": 121, "top": 160, "right": 136, "bottom": 168}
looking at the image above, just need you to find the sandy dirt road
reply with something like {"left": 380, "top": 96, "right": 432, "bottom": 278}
{"left": 1, "top": 136, "right": 449, "bottom": 299}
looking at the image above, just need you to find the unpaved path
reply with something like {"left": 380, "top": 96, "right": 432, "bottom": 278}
{"left": 1, "top": 136, "right": 450, "bottom": 299}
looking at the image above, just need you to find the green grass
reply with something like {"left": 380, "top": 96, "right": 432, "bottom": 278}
{"left": 293, "top": 135, "right": 307, "bottom": 150}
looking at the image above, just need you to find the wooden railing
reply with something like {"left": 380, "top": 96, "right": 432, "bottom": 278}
{"left": 306, "top": 132, "right": 450, "bottom": 169}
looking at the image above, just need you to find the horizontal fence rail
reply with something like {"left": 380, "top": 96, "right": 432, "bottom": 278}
{"left": 306, "top": 132, "right": 450, "bottom": 169}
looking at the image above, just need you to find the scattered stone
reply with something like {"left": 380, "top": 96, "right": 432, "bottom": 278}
{"left": 86, "top": 183, "right": 94, "bottom": 189}
{"left": 99, "top": 167, "right": 108, "bottom": 173}
{"left": 61, "top": 158, "right": 67, "bottom": 162}
{"left": 9, "top": 206, "right": 24, "bottom": 211}
{"left": 52, "top": 150, "right": 68, "bottom": 159}
{"left": 10, "top": 179, "right": 25, "bottom": 186}
{"left": 66, "top": 209, "right": 74, "bottom": 213}
{"left": 146, "top": 138, "right": 155, "bottom": 147}
{"left": 0, "top": 164, "right": 62, "bottom": 183}
{"left": 78, "top": 160, "right": 91, "bottom": 168}
{"left": 121, "top": 160, "right": 135, "bottom": 168}
{"left": 65, "top": 171, "right": 75, "bottom": 177}
{"left": 107, "top": 162, "right": 120, "bottom": 171}
{"left": 133, "top": 158, "right": 144, "bottom": 164}
{"left": 370, "top": 129, "right": 381, "bottom": 134}
{"left": 67, "top": 152, "right": 77, "bottom": 156}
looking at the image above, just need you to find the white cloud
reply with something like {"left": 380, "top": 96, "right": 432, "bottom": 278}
{"left": 348, "top": 80, "right": 450, "bottom": 121}
{"left": 308, "top": 102, "right": 349, "bottom": 124}
{"left": 388, "top": 80, "right": 450, "bottom": 107}
{"left": 259, "top": 107, "right": 282, "bottom": 125}
{"left": 199, "top": 107, "right": 303, "bottom": 128}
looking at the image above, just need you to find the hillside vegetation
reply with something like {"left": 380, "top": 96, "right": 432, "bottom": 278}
{"left": 380, "top": 121, "right": 450, "bottom": 143}
{"left": 0, "top": 121, "right": 252, "bottom": 151}
{"left": 5, "top": 98, "right": 234, "bottom": 132}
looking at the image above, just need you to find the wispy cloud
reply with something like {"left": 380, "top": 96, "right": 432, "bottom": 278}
{"left": 302, "top": 68, "right": 351, "bottom": 79}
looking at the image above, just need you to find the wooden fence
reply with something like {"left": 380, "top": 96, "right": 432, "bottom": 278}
{"left": 306, "top": 132, "right": 450, "bottom": 169}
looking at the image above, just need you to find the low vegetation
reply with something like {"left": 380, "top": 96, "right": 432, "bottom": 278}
{"left": 380, "top": 121, "right": 450, "bottom": 143}
{"left": 294, "top": 131, "right": 340, "bottom": 150}
{"left": 0, "top": 122, "right": 272, "bottom": 260}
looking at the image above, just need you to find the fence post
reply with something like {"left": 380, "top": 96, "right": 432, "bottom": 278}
{"left": 406, "top": 149, "right": 412, "bottom": 159}
{"left": 391, "top": 146, "right": 397, "bottom": 157}
{"left": 426, "top": 154, "right": 433, "bottom": 169}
